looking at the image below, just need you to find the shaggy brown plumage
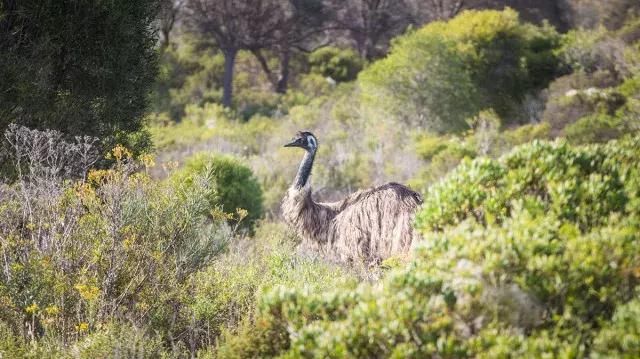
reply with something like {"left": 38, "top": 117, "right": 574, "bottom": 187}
{"left": 281, "top": 132, "right": 423, "bottom": 264}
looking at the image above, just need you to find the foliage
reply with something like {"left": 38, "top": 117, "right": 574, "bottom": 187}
{"left": 360, "top": 9, "right": 560, "bottom": 131}
{"left": 542, "top": 76, "right": 628, "bottom": 133}
{"left": 151, "top": 37, "right": 225, "bottom": 119}
{"left": 561, "top": 0, "right": 640, "bottom": 30}
{"left": 308, "top": 46, "right": 364, "bottom": 82}
{"left": 359, "top": 24, "right": 479, "bottom": 132}
{"left": 0, "top": 0, "right": 158, "bottom": 155}
{"left": 408, "top": 120, "right": 551, "bottom": 192}
{"left": 170, "top": 152, "right": 264, "bottom": 230}
{"left": 592, "top": 297, "right": 640, "bottom": 358}
{"left": 71, "top": 323, "right": 168, "bottom": 358}
{"left": 559, "top": 27, "right": 615, "bottom": 74}
{"left": 191, "top": 222, "right": 356, "bottom": 350}
{"left": 0, "top": 126, "right": 230, "bottom": 356}
{"left": 564, "top": 113, "right": 633, "bottom": 144}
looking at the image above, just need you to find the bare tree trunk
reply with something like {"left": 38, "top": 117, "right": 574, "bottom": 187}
{"left": 160, "top": 28, "right": 171, "bottom": 51}
{"left": 222, "top": 48, "right": 237, "bottom": 108}
{"left": 251, "top": 47, "right": 291, "bottom": 94}
{"left": 276, "top": 47, "right": 290, "bottom": 94}
{"left": 251, "top": 49, "right": 278, "bottom": 87}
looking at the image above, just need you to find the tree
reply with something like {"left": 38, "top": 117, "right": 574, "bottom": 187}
{"left": 328, "top": 0, "right": 414, "bottom": 60}
{"left": 359, "top": 31, "right": 479, "bottom": 132}
{"left": 560, "top": 0, "right": 640, "bottom": 30}
{"left": 250, "top": 0, "right": 329, "bottom": 93}
{"left": 413, "top": 0, "right": 465, "bottom": 22}
{"left": 0, "top": 0, "right": 158, "bottom": 154}
{"left": 359, "top": 9, "right": 561, "bottom": 131}
{"left": 185, "top": 0, "right": 286, "bottom": 107}
{"left": 158, "top": 0, "right": 185, "bottom": 50}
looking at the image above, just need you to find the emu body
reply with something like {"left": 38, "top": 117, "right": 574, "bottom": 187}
{"left": 281, "top": 131, "right": 423, "bottom": 263}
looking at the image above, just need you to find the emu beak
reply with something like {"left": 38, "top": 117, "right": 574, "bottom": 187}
{"left": 284, "top": 139, "right": 300, "bottom": 148}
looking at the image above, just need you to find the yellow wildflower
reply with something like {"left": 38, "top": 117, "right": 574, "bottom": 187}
{"left": 75, "top": 284, "right": 100, "bottom": 301}
{"left": 25, "top": 303, "right": 39, "bottom": 314}
{"left": 76, "top": 322, "right": 89, "bottom": 332}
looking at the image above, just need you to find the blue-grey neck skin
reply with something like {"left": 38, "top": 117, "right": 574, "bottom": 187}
{"left": 294, "top": 148, "right": 316, "bottom": 189}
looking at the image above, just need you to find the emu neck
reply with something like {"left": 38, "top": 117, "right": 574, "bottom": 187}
{"left": 294, "top": 149, "right": 316, "bottom": 189}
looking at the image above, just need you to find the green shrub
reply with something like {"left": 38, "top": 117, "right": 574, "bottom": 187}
{"left": 0, "top": 135, "right": 232, "bottom": 357}
{"left": 171, "top": 153, "right": 264, "bottom": 229}
{"left": 309, "top": 47, "right": 364, "bottom": 82}
{"left": 558, "top": 27, "right": 612, "bottom": 74}
{"left": 565, "top": 113, "right": 632, "bottom": 144}
{"left": 498, "top": 122, "right": 551, "bottom": 149}
{"left": 360, "top": 9, "right": 560, "bottom": 131}
{"left": 72, "top": 323, "right": 169, "bottom": 358}
{"left": 359, "top": 24, "right": 479, "bottom": 132}
{"left": 618, "top": 16, "right": 640, "bottom": 43}
{"left": 619, "top": 75, "right": 640, "bottom": 98}
{"left": 542, "top": 78, "right": 627, "bottom": 133}
{"left": 413, "top": 134, "right": 452, "bottom": 161}
{"left": 416, "top": 138, "right": 640, "bottom": 231}
{"left": 195, "top": 222, "right": 356, "bottom": 356}
{"left": 592, "top": 297, "right": 640, "bottom": 358}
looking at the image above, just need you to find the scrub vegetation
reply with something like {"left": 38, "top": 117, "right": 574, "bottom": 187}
{"left": 2, "top": 0, "right": 640, "bottom": 357}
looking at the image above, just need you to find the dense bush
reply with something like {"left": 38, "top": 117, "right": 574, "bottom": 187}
{"left": 359, "top": 27, "right": 477, "bottom": 132}
{"left": 541, "top": 72, "right": 626, "bottom": 133}
{"left": 416, "top": 137, "right": 639, "bottom": 230}
{"left": 191, "top": 222, "right": 356, "bottom": 351}
{"left": 564, "top": 113, "right": 633, "bottom": 144}
{"left": 308, "top": 47, "right": 364, "bottom": 82}
{"left": 408, "top": 118, "right": 551, "bottom": 193}
{"left": 215, "top": 135, "right": 640, "bottom": 357}
{"left": 360, "top": 9, "right": 560, "bottom": 131}
{"left": 561, "top": 0, "right": 640, "bottom": 30}
{"left": 0, "top": 126, "right": 232, "bottom": 356}
{"left": 592, "top": 297, "right": 640, "bottom": 357}
{"left": 0, "top": 0, "right": 158, "bottom": 157}
{"left": 170, "top": 152, "right": 264, "bottom": 230}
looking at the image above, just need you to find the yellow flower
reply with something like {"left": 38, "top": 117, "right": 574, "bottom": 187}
{"left": 140, "top": 153, "right": 156, "bottom": 168}
{"left": 123, "top": 233, "right": 137, "bottom": 249}
{"left": 75, "top": 284, "right": 100, "bottom": 301}
{"left": 25, "top": 303, "right": 39, "bottom": 314}
{"left": 87, "top": 169, "right": 111, "bottom": 185}
{"left": 76, "top": 322, "right": 89, "bottom": 332}
{"left": 236, "top": 208, "right": 248, "bottom": 221}
{"left": 45, "top": 305, "right": 59, "bottom": 316}
{"left": 110, "top": 144, "right": 133, "bottom": 161}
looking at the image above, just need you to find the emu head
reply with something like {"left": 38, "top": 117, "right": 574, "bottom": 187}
{"left": 284, "top": 131, "right": 317, "bottom": 152}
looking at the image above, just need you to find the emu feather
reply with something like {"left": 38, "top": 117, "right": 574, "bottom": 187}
{"left": 281, "top": 131, "right": 423, "bottom": 264}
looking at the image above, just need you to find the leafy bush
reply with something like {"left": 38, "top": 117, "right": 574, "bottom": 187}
{"left": 564, "top": 113, "right": 633, "bottom": 144}
{"left": 359, "top": 23, "right": 479, "bottom": 132}
{"left": 360, "top": 9, "right": 560, "bottom": 131}
{"left": 0, "top": 126, "right": 231, "bottom": 356}
{"left": 592, "top": 297, "right": 640, "bottom": 358}
{"left": 171, "top": 153, "right": 264, "bottom": 229}
{"left": 309, "top": 47, "right": 364, "bottom": 82}
{"left": 71, "top": 323, "right": 168, "bottom": 358}
{"left": 416, "top": 137, "right": 640, "bottom": 230}
{"left": 558, "top": 27, "right": 620, "bottom": 75}
{"left": 192, "top": 222, "right": 356, "bottom": 349}
{"left": 562, "top": 0, "right": 640, "bottom": 30}
{"left": 542, "top": 80, "right": 627, "bottom": 133}
{"left": 1, "top": 0, "right": 157, "bottom": 158}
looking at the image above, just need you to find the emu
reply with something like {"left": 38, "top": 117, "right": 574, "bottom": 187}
{"left": 281, "top": 131, "right": 423, "bottom": 264}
